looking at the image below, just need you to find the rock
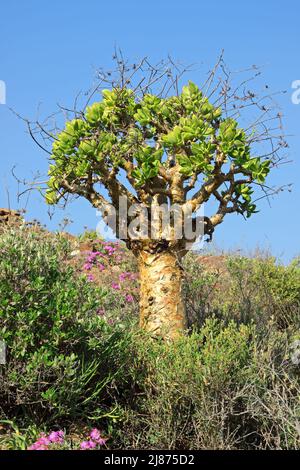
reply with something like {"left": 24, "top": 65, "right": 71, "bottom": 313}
{"left": 0, "top": 208, "right": 23, "bottom": 225}
{"left": 70, "top": 249, "right": 81, "bottom": 257}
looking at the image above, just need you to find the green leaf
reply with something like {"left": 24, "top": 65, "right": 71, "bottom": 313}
{"left": 162, "top": 126, "right": 181, "bottom": 147}
{"left": 45, "top": 189, "right": 58, "bottom": 205}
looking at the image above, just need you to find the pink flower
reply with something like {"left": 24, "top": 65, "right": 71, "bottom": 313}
{"left": 28, "top": 434, "right": 51, "bottom": 450}
{"left": 90, "top": 428, "right": 101, "bottom": 441}
{"left": 48, "top": 430, "right": 64, "bottom": 444}
{"left": 28, "top": 443, "right": 40, "bottom": 450}
{"left": 97, "top": 308, "right": 105, "bottom": 316}
{"left": 83, "top": 262, "right": 92, "bottom": 271}
{"left": 111, "top": 282, "right": 120, "bottom": 290}
{"left": 28, "top": 443, "right": 48, "bottom": 450}
{"left": 119, "top": 272, "right": 136, "bottom": 282}
{"left": 103, "top": 245, "right": 116, "bottom": 256}
{"left": 98, "top": 263, "right": 105, "bottom": 271}
{"left": 37, "top": 436, "right": 51, "bottom": 446}
{"left": 80, "top": 440, "right": 96, "bottom": 450}
{"left": 97, "top": 437, "right": 107, "bottom": 446}
{"left": 28, "top": 428, "right": 107, "bottom": 451}
{"left": 87, "top": 274, "right": 94, "bottom": 282}
{"left": 125, "top": 294, "right": 134, "bottom": 303}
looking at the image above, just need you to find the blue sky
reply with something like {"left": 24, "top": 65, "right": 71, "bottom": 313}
{"left": 0, "top": 0, "right": 299, "bottom": 262}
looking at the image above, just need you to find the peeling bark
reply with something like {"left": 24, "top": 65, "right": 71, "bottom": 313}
{"left": 138, "top": 249, "right": 186, "bottom": 340}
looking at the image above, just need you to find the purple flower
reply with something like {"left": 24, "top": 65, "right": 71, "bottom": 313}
{"left": 90, "top": 428, "right": 101, "bottom": 441}
{"left": 28, "top": 434, "right": 51, "bottom": 450}
{"left": 125, "top": 294, "right": 134, "bottom": 303}
{"left": 83, "top": 262, "right": 92, "bottom": 271}
{"left": 80, "top": 440, "right": 96, "bottom": 450}
{"left": 28, "top": 443, "right": 48, "bottom": 450}
{"left": 28, "top": 428, "right": 107, "bottom": 451}
{"left": 119, "top": 272, "right": 136, "bottom": 282}
{"left": 111, "top": 282, "right": 120, "bottom": 290}
{"left": 48, "top": 430, "right": 64, "bottom": 444}
{"left": 103, "top": 245, "right": 116, "bottom": 256}
{"left": 37, "top": 436, "right": 50, "bottom": 446}
{"left": 87, "top": 274, "right": 94, "bottom": 282}
{"left": 97, "top": 437, "right": 107, "bottom": 446}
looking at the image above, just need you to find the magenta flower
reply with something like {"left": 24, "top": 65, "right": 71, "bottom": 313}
{"left": 80, "top": 440, "right": 96, "bottom": 450}
{"left": 97, "top": 437, "right": 107, "bottom": 446}
{"left": 125, "top": 294, "right": 134, "bottom": 303}
{"left": 28, "top": 434, "right": 51, "bottom": 450}
{"left": 103, "top": 245, "right": 116, "bottom": 256}
{"left": 119, "top": 272, "right": 136, "bottom": 282}
{"left": 28, "top": 428, "right": 107, "bottom": 451}
{"left": 91, "top": 428, "right": 107, "bottom": 446}
{"left": 28, "top": 443, "right": 48, "bottom": 450}
{"left": 90, "top": 428, "right": 101, "bottom": 441}
{"left": 87, "top": 273, "right": 94, "bottom": 282}
{"left": 48, "top": 430, "right": 64, "bottom": 444}
{"left": 111, "top": 282, "right": 120, "bottom": 290}
{"left": 37, "top": 436, "right": 50, "bottom": 446}
{"left": 83, "top": 262, "right": 92, "bottom": 271}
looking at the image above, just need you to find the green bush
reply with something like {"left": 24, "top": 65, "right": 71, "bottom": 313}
{"left": 0, "top": 226, "right": 133, "bottom": 424}
{"left": 184, "top": 253, "right": 300, "bottom": 330}
{"left": 225, "top": 256, "right": 300, "bottom": 328}
{"left": 112, "top": 320, "right": 300, "bottom": 450}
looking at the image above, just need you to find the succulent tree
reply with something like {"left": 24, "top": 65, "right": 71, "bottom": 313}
{"left": 28, "top": 55, "right": 286, "bottom": 340}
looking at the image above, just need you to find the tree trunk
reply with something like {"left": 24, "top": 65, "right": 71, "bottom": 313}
{"left": 138, "top": 249, "right": 187, "bottom": 340}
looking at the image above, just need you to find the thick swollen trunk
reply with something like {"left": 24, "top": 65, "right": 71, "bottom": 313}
{"left": 138, "top": 250, "right": 187, "bottom": 340}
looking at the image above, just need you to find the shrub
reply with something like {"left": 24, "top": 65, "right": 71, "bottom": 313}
{"left": 184, "top": 253, "right": 300, "bottom": 330}
{"left": 0, "top": 225, "right": 133, "bottom": 425}
{"left": 112, "top": 320, "right": 300, "bottom": 450}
